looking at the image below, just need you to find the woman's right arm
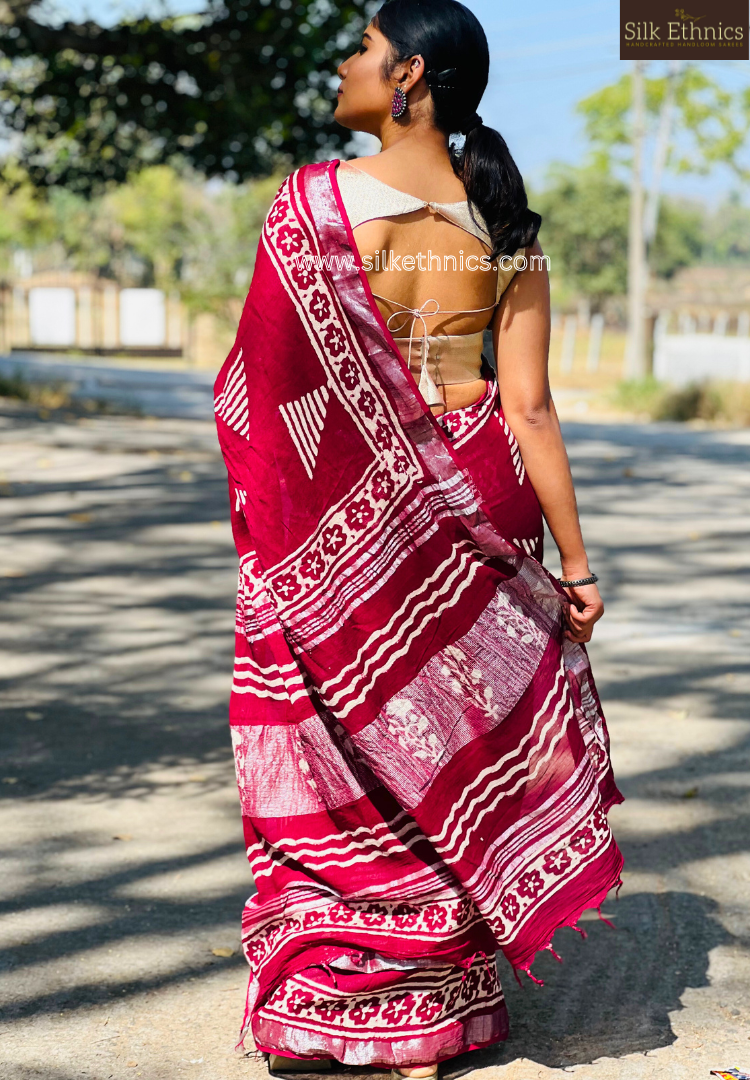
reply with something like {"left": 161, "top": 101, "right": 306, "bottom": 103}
{"left": 491, "top": 239, "right": 604, "bottom": 643}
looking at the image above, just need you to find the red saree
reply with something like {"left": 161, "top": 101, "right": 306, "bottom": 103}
{"left": 214, "top": 159, "right": 624, "bottom": 1066}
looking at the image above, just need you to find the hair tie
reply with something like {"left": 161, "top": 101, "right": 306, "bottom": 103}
{"left": 459, "top": 112, "right": 483, "bottom": 135}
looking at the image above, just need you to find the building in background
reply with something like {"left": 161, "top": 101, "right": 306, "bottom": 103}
{"left": 0, "top": 270, "right": 235, "bottom": 369}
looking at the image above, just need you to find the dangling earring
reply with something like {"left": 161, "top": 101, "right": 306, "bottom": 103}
{"left": 391, "top": 86, "right": 407, "bottom": 119}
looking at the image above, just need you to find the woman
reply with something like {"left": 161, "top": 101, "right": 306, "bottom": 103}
{"left": 213, "top": 0, "right": 624, "bottom": 1076}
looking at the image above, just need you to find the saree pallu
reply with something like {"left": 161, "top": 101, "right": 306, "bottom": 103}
{"left": 214, "top": 159, "right": 624, "bottom": 1066}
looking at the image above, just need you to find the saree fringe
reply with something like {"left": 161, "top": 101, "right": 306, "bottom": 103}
{"left": 214, "top": 159, "right": 625, "bottom": 1064}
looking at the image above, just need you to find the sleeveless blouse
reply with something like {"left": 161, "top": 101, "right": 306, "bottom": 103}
{"left": 336, "top": 161, "right": 521, "bottom": 406}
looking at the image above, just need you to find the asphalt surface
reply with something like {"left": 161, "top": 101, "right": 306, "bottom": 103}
{"left": 0, "top": 353, "right": 215, "bottom": 419}
{"left": 1, "top": 399, "right": 749, "bottom": 1080}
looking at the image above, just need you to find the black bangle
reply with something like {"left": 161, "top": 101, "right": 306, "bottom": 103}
{"left": 559, "top": 573, "right": 598, "bottom": 588}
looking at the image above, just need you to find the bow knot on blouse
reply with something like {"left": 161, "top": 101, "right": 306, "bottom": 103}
{"left": 384, "top": 297, "right": 442, "bottom": 358}
{"left": 375, "top": 295, "right": 496, "bottom": 407}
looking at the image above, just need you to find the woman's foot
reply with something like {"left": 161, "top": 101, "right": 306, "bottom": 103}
{"left": 391, "top": 1068, "right": 438, "bottom": 1079}
{"left": 268, "top": 1055, "right": 334, "bottom": 1075}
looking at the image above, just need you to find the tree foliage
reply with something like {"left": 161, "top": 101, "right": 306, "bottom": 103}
{"left": 534, "top": 163, "right": 709, "bottom": 307}
{"left": 0, "top": 0, "right": 375, "bottom": 194}
{"left": 648, "top": 197, "right": 703, "bottom": 279}
{"left": 534, "top": 165, "right": 630, "bottom": 307}
{"left": 576, "top": 65, "right": 750, "bottom": 180}
{"left": 550, "top": 64, "right": 750, "bottom": 305}
{"left": 702, "top": 189, "right": 750, "bottom": 264}
{"left": 0, "top": 163, "right": 283, "bottom": 311}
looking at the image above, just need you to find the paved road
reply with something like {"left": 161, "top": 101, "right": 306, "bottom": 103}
{"left": 0, "top": 352, "right": 216, "bottom": 419}
{"left": 1, "top": 400, "right": 749, "bottom": 1080}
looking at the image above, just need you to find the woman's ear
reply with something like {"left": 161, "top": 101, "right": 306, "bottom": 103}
{"left": 400, "top": 53, "right": 426, "bottom": 92}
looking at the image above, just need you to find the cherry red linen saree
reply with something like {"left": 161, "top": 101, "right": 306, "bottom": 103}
{"left": 214, "top": 159, "right": 624, "bottom": 1066}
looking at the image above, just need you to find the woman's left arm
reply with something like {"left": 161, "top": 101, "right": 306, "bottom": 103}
{"left": 491, "top": 238, "right": 603, "bottom": 644}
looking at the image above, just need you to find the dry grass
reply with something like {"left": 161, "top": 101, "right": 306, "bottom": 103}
{"left": 546, "top": 325, "right": 750, "bottom": 426}
{"left": 547, "top": 325, "right": 629, "bottom": 393}
{"left": 611, "top": 377, "right": 750, "bottom": 425}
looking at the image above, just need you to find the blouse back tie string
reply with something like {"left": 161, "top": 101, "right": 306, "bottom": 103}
{"left": 371, "top": 292, "right": 497, "bottom": 408}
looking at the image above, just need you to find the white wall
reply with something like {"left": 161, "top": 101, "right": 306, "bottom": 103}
{"left": 29, "top": 288, "right": 77, "bottom": 346}
{"left": 119, "top": 289, "right": 166, "bottom": 347}
{"left": 654, "top": 334, "right": 750, "bottom": 386}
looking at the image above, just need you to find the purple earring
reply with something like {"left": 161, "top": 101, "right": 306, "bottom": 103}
{"left": 391, "top": 86, "right": 407, "bottom": 119}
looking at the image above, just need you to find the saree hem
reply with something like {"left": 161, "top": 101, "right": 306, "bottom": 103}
{"left": 238, "top": 947, "right": 508, "bottom": 1066}
{"left": 251, "top": 1032, "right": 507, "bottom": 1068}
{"left": 250, "top": 1013, "right": 508, "bottom": 1067}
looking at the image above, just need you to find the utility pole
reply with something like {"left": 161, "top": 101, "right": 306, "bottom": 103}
{"left": 625, "top": 60, "right": 647, "bottom": 379}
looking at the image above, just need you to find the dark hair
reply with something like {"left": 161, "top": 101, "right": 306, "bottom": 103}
{"left": 372, "top": 0, "right": 541, "bottom": 259}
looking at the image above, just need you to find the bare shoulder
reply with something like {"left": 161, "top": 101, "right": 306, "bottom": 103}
{"left": 512, "top": 236, "right": 549, "bottom": 290}
{"left": 341, "top": 156, "right": 378, "bottom": 175}
{"left": 494, "top": 236, "right": 549, "bottom": 332}
{"left": 520, "top": 236, "right": 547, "bottom": 268}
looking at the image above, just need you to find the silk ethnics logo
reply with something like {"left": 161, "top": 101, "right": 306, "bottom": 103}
{"left": 620, "top": 0, "right": 748, "bottom": 58}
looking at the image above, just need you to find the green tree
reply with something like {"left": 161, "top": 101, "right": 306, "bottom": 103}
{"left": 538, "top": 63, "right": 748, "bottom": 326}
{"left": 576, "top": 65, "right": 750, "bottom": 181}
{"left": 177, "top": 172, "right": 284, "bottom": 310}
{"left": 534, "top": 163, "right": 707, "bottom": 308}
{"left": 534, "top": 165, "right": 630, "bottom": 309}
{"left": 702, "top": 191, "right": 750, "bottom": 264}
{"left": 104, "top": 165, "right": 193, "bottom": 285}
{"left": 0, "top": 0, "right": 375, "bottom": 195}
{"left": 0, "top": 163, "right": 56, "bottom": 274}
{"left": 0, "top": 162, "right": 283, "bottom": 312}
{"left": 648, "top": 197, "right": 703, "bottom": 279}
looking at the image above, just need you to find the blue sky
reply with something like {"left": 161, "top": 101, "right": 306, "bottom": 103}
{"left": 36, "top": 0, "right": 750, "bottom": 207}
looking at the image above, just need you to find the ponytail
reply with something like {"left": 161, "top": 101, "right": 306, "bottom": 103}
{"left": 456, "top": 123, "right": 541, "bottom": 260}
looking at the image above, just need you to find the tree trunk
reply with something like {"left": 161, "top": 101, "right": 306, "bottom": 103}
{"left": 625, "top": 60, "right": 647, "bottom": 379}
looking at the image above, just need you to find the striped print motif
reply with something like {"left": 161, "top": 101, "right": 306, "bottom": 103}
{"left": 317, "top": 543, "right": 484, "bottom": 717}
{"left": 502, "top": 417, "right": 525, "bottom": 485}
{"left": 513, "top": 535, "right": 540, "bottom": 557}
{"left": 250, "top": 816, "right": 430, "bottom": 881}
{"left": 279, "top": 386, "right": 330, "bottom": 479}
{"left": 215, "top": 349, "right": 249, "bottom": 437}
{"left": 232, "top": 656, "right": 309, "bottom": 704}
{"left": 431, "top": 664, "right": 571, "bottom": 867}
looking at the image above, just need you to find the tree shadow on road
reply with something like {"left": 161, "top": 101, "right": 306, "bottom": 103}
{"left": 0, "top": 408, "right": 237, "bottom": 801}
{"left": 447, "top": 890, "right": 731, "bottom": 1072}
{"left": 1, "top": 409, "right": 747, "bottom": 1073}
{"left": 0, "top": 828, "right": 251, "bottom": 1020}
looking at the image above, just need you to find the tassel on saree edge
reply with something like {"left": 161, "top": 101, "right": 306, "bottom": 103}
{"left": 508, "top": 870, "right": 622, "bottom": 988}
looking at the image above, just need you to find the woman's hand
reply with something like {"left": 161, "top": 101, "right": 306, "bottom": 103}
{"left": 562, "top": 581, "right": 604, "bottom": 644}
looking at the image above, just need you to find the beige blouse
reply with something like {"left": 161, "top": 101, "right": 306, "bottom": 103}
{"left": 336, "top": 161, "right": 520, "bottom": 406}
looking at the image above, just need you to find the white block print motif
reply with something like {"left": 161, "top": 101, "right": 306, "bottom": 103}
{"left": 280, "top": 386, "right": 330, "bottom": 479}
{"left": 215, "top": 348, "right": 249, "bottom": 437}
